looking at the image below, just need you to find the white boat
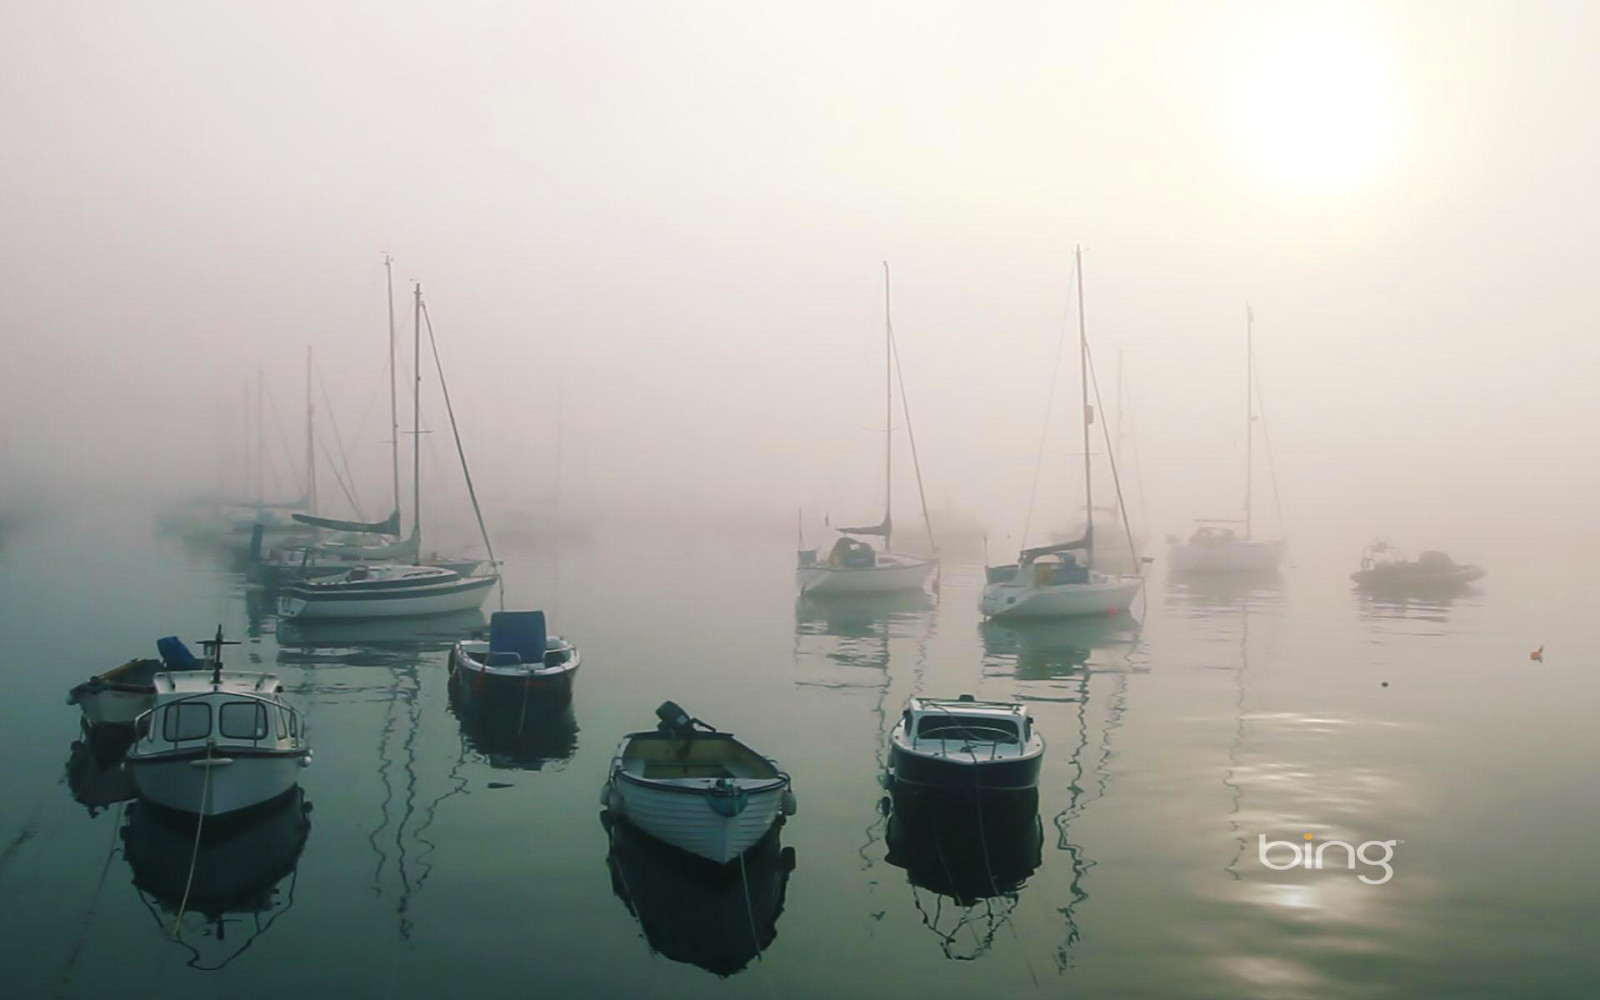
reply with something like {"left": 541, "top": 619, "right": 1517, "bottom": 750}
{"left": 981, "top": 248, "right": 1143, "bottom": 620}
{"left": 1168, "top": 306, "right": 1287, "bottom": 574}
{"left": 278, "top": 563, "right": 495, "bottom": 620}
{"left": 67, "top": 636, "right": 208, "bottom": 729}
{"left": 796, "top": 263, "right": 938, "bottom": 596}
{"left": 125, "top": 630, "right": 311, "bottom": 817}
{"left": 602, "top": 702, "right": 796, "bottom": 865}
{"left": 888, "top": 695, "right": 1044, "bottom": 793}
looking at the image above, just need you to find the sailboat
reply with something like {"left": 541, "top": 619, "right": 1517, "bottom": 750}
{"left": 980, "top": 249, "right": 1143, "bottom": 620}
{"left": 278, "top": 281, "right": 498, "bottom": 620}
{"left": 1167, "top": 307, "right": 1286, "bottom": 574}
{"left": 796, "top": 264, "right": 936, "bottom": 597}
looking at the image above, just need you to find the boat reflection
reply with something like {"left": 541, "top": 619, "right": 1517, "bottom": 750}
{"left": 65, "top": 733, "right": 137, "bottom": 817}
{"left": 275, "top": 609, "right": 486, "bottom": 665}
{"left": 980, "top": 616, "right": 1141, "bottom": 682}
{"left": 601, "top": 811, "right": 795, "bottom": 977}
{"left": 1354, "top": 589, "right": 1464, "bottom": 625}
{"left": 883, "top": 788, "right": 1043, "bottom": 960}
{"left": 795, "top": 589, "right": 934, "bottom": 639}
{"left": 448, "top": 688, "right": 579, "bottom": 771}
{"left": 1164, "top": 569, "right": 1284, "bottom": 615}
{"left": 122, "top": 788, "right": 312, "bottom": 969}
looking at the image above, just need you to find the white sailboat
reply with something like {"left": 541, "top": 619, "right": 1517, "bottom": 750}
{"left": 279, "top": 280, "right": 498, "bottom": 620}
{"left": 980, "top": 248, "right": 1143, "bottom": 620}
{"left": 1168, "top": 306, "right": 1286, "bottom": 574}
{"left": 796, "top": 264, "right": 937, "bottom": 597}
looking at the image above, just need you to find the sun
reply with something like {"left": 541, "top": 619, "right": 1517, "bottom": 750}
{"left": 1244, "top": 24, "right": 1397, "bottom": 191}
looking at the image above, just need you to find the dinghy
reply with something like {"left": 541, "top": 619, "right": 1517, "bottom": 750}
{"left": 125, "top": 628, "right": 311, "bottom": 817}
{"left": 602, "top": 702, "right": 796, "bottom": 864}
{"left": 888, "top": 695, "right": 1044, "bottom": 793}
{"left": 67, "top": 636, "right": 207, "bottom": 730}
{"left": 1351, "top": 542, "right": 1484, "bottom": 593}
{"left": 449, "top": 610, "right": 581, "bottom": 709}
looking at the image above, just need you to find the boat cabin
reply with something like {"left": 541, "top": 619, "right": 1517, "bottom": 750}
{"left": 899, "top": 696, "right": 1032, "bottom": 749}
{"left": 133, "top": 671, "right": 305, "bottom": 756}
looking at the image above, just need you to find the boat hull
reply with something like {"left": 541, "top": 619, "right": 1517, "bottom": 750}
{"left": 889, "top": 743, "right": 1043, "bottom": 793}
{"left": 796, "top": 556, "right": 933, "bottom": 596}
{"left": 73, "top": 686, "right": 155, "bottom": 728}
{"left": 278, "top": 574, "right": 496, "bottom": 620}
{"left": 1168, "top": 539, "right": 1285, "bottom": 574}
{"left": 449, "top": 646, "right": 580, "bottom": 709}
{"left": 980, "top": 575, "right": 1141, "bottom": 620}
{"left": 609, "top": 777, "right": 786, "bottom": 865}
{"left": 127, "top": 751, "right": 306, "bottom": 817}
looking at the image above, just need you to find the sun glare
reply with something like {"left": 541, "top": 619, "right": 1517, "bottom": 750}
{"left": 1245, "top": 25, "right": 1396, "bottom": 190}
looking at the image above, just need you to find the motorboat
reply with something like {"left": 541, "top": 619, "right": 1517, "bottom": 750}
{"left": 67, "top": 635, "right": 208, "bottom": 730}
{"left": 602, "top": 702, "right": 796, "bottom": 864}
{"left": 448, "top": 610, "right": 580, "bottom": 710}
{"left": 1351, "top": 542, "right": 1484, "bottom": 592}
{"left": 887, "top": 695, "right": 1043, "bottom": 793}
{"left": 125, "top": 629, "right": 311, "bottom": 817}
{"left": 1167, "top": 524, "right": 1285, "bottom": 573}
{"left": 795, "top": 263, "right": 938, "bottom": 597}
{"left": 277, "top": 563, "right": 496, "bottom": 620}
{"left": 603, "top": 811, "right": 794, "bottom": 977}
{"left": 981, "top": 249, "right": 1143, "bottom": 619}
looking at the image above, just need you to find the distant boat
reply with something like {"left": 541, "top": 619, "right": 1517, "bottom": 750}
{"left": 796, "top": 263, "right": 937, "bottom": 597}
{"left": 602, "top": 702, "right": 796, "bottom": 865}
{"left": 1168, "top": 306, "right": 1287, "bottom": 574}
{"left": 887, "top": 695, "right": 1043, "bottom": 793}
{"left": 278, "top": 280, "right": 497, "bottom": 621}
{"left": 981, "top": 248, "right": 1143, "bottom": 619}
{"left": 125, "top": 628, "right": 311, "bottom": 817}
{"left": 1351, "top": 542, "right": 1484, "bottom": 593}
{"left": 448, "top": 610, "right": 581, "bottom": 709}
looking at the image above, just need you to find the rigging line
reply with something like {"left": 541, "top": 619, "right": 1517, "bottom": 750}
{"left": 316, "top": 435, "right": 364, "bottom": 515}
{"left": 171, "top": 743, "right": 215, "bottom": 936}
{"left": 1021, "top": 286, "right": 1075, "bottom": 550}
{"left": 1252, "top": 362, "right": 1288, "bottom": 538}
{"left": 1082, "top": 334, "right": 1142, "bottom": 574}
{"left": 315, "top": 363, "right": 367, "bottom": 519}
{"left": 53, "top": 800, "right": 125, "bottom": 1000}
{"left": 420, "top": 299, "right": 501, "bottom": 602}
{"left": 888, "top": 320, "right": 938, "bottom": 559}
{"left": 263, "top": 387, "right": 302, "bottom": 501}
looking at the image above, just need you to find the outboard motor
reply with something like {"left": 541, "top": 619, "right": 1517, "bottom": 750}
{"left": 655, "top": 700, "right": 695, "bottom": 737}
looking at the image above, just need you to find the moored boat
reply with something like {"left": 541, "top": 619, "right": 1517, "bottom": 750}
{"left": 448, "top": 610, "right": 580, "bottom": 709}
{"left": 602, "top": 702, "right": 796, "bottom": 865}
{"left": 67, "top": 636, "right": 208, "bottom": 730}
{"left": 1351, "top": 542, "right": 1484, "bottom": 593}
{"left": 888, "top": 695, "right": 1044, "bottom": 793}
{"left": 277, "top": 563, "right": 496, "bottom": 620}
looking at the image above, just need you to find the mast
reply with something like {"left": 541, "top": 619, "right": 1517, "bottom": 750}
{"left": 1076, "top": 247, "right": 1093, "bottom": 566}
{"left": 883, "top": 261, "right": 893, "bottom": 551}
{"left": 256, "top": 368, "right": 265, "bottom": 506}
{"left": 304, "top": 346, "right": 316, "bottom": 514}
{"left": 385, "top": 255, "right": 400, "bottom": 523}
{"left": 412, "top": 282, "right": 422, "bottom": 545}
{"left": 1245, "top": 305, "right": 1253, "bottom": 541}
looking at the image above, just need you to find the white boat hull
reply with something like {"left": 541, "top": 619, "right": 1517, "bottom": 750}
{"left": 980, "top": 574, "right": 1142, "bottom": 620}
{"left": 1168, "top": 539, "right": 1285, "bottom": 574}
{"left": 77, "top": 688, "right": 153, "bottom": 728}
{"left": 278, "top": 575, "right": 495, "bottom": 620}
{"left": 610, "top": 779, "right": 785, "bottom": 864}
{"left": 796, "top": 555, "right": 933, "bottom": 596}
{"left": 128, "top": 753, "right": 305, "bottom": 817}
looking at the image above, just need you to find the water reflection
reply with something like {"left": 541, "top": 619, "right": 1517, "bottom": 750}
{"left": 275, "top": 610, "right": 487, "bottom": 666}
{"left": 602, "top": 812, "right": 795, "bottom": 977}
{"left": 448, "top": 692, "right": 579, "bottom": 771}
{"left": 795, "top": 589, "right": 934, "bottom": 639}
{"left": 65, "top": 732, "right": 137, "bottom": 818}
{"left": 979, "top": 617, "right": 1141, "bottom": 683}
{"left": 1354, "top": 589, "right": 1464, "bottom": 625}
{"left": 883, "top": 789, "right": 1043, "bottom": 961}
{"left": 1165, "top": 570, "right": 1284, "bottom": 615}
{"left": 122, "top": 789, "right": 312, "bottom": 970}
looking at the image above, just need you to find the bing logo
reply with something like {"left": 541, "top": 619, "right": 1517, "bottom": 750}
{"left": 1258, "top": 832, "right": 1399, "bottom": 885}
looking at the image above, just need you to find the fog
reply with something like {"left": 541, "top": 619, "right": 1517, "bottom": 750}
{"left": 3, "top": 2, "right": 1597, "bottom": 564}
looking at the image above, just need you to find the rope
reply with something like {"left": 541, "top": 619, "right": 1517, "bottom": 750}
{"left": 171, "top": 741, "right": 215, "bottom": 936}
{"left": 315, "top": 363, "right": 367, "bottom": 519}
{"left": 1082, "top": 334, "right": 1142, "bottom": 576}
{"left": 737, "top": 849, "right": 764, "bottom": 964}
{"left": 889, "top": 322, "right": 938, "bottom": 560}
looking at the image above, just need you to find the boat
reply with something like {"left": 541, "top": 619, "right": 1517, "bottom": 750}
{"left": 67, "top": 636, "right": 208, "bottom": 730}
{"left": 796, "top": 263, "right": 937, "bottom": 596}
{"left": 603, "top": 810, "right": 794, "bottom": 977}
{"left": 125, "top": 628, "right": 311, "bottom": 817}
{"left": 602, "top": 702, "right": 796, "bottom": 864}
{"left": 448, "top": 610, "right": 580, "bottom": 710}
{"left": 1168, "top": 306, "right": 1287, "bottom": 574}
{"left": 887, "top": 695, "right": 1043, "bottom": 793}
{"left": 1351, "top": 542, "right": 1484, "bottom": 593}
{"left": 277, "top": 279, "right": 498, "bottom": 621}
{"left": 981, "top": 249, "right": 1143, "bottom": 620}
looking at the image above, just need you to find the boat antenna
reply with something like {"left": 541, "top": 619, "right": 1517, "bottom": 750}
{"left": 419, "top": 296, "right": 501, "bottom": 604}
{"left": 200, "top": 624, "right": 239, "bottom": 686}
{"left": 385, "top": 254, "right": 402, "bottom": 526}
{"left": 1076, "top": 247, "right": 1094, "bottom": 568}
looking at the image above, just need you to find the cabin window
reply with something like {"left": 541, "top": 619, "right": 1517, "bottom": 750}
{"left": 163, "top": 703, "right": 211, "bottom": 742}
{"left": 219, "top": 702, "right": 269, "bottom": 740}
{"left": 916, "top": 715, "right": 1020, "bottom": 744}
{"left": 289, "top": 712, "right": 299, "bottom": 738}
{"left": 277, "top": 706, "right": 289, "bottom": 739}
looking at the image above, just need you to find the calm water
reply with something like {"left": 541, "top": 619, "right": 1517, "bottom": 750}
{"left": 2, "top": 513, "right": 1596, "bottom": 998}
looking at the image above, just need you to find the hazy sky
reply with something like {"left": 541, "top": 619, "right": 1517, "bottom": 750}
{"left": 3, "top": 2, "right": 1596, "bottom": 556}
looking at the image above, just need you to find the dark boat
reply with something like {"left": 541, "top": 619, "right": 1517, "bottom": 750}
{"left": 1351, "top": 542, "right": 1485, "bottom": 593}
{"left": 602, "top": 810, "right": 795, "bottom": 977}
{"left": 888, "top": 695, "right": 1044, "bottom": 793}
{"left": 448, "top": 610, "right": 580, "bottom": 709}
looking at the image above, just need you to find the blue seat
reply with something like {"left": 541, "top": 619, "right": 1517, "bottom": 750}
{"left": 489, "top": 611, "right": 547, "bottom": 665}
{"left": 156, "top": 636, "right": 200, "bottom": 670}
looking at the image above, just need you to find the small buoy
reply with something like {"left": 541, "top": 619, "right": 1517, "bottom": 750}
{"left": 1381, "top": 681, "right": 1389, "bottom": 688}
{"left": 1530, "top": 646, "right": 1544, "bottom": 662}
{"left": 781, "top": 788, "right": 799, "bottom": 816}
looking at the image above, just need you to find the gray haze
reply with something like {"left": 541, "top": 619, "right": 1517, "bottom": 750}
{"left": 3, "top": 2, "right": 1596, "bottom": 563}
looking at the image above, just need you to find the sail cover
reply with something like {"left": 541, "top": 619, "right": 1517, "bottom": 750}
{"left": 314, "top": 532, "right": 419, "bottom": 561}
{"left": 292, "top": 509, "right": 402, "bottom": 535}
{"left": 1021, "top": 526, "right": 1092, "bottom": 562}
{"left": 837, "top": 515, "right": 892, "bottom": 537}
